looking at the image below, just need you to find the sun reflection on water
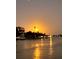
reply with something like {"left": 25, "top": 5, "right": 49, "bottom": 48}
{"left": 34, "top": 44, "right": 40, "bottom": 59}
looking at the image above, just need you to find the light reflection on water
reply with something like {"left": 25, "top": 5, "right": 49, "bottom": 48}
{"left": 49, "top": 36, "right": 53, "bottom": 55}
{"left": 16, "top": 38, "right": 62, "bottom": 59}
{"left": 34, "top": 39, "right": 44, "bottom": 59}
{"left": 41, "top": 39, "right": 44, "bottom": 47}
{"left": 34, "top": 47, "right": 40, "bottom": 59}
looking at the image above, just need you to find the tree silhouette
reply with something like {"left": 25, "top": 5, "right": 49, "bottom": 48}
{"left": 16, "top": 26, "right": 25, "bottom": 37}
{"left": 24, "top": 31, "right": 46, "bottom": 39}
{"left": 16, "top": 27, "right": 47, "bottom": 39}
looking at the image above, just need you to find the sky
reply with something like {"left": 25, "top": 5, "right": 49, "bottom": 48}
{"left": 16, "top": 0, "right": 62, "bottom": 35}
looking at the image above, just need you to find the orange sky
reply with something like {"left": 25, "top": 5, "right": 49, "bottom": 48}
{"left": 16, "top": 0, "right": 62, "bottom": 35}
{"left": 23, "top": 18, "right": 48, "bottom": 34}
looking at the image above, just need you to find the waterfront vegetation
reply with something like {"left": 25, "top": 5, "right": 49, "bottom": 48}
{"left": 16, "top": 26, "right": 62, "bottom": 40}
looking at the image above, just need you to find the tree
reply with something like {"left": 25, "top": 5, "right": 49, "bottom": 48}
{"left": 16, "top": 26, "right": 25, "bottom": 37}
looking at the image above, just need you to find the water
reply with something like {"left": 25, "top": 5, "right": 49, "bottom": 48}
{"left": 16, "top": 37, "right": 62, "bottom": 59}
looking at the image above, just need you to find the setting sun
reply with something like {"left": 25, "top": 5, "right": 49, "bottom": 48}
{"left": 24, "top": 20, "right": 48, "bottom": 34}
{"left": 16, "top": 0, "right": 62, "bottom": 59}
{"left": 33, "top": 26, "right": 39, "bottom": 32}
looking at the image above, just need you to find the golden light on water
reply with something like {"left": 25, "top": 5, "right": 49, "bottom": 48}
{"left": 34, "top": 44, "right": 40, "bottom": 59}
{"left": 49, "top": 35, "right": 53, "bottom": 55}
{"left": 35, "top": 44, "right": 39, "bottom": 47}
{"left": 41, "top": 39, "right": 44, "bottom": 46}
{"left": 50, "top": 36, "right": 52, "bottom": 46}
{"left": 33, "top": 39, "right": 44, "bottom": 59}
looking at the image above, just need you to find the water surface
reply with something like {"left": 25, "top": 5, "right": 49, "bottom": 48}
{"left": 16, "top": 37, "right": 62, "bottom": 59}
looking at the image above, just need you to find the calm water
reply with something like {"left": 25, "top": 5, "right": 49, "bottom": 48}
{"left": 16, "top": 37, "right": 62, "bottom": 59}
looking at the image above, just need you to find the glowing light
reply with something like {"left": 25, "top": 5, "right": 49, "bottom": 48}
{"left": 33, "top": 26, "right": 39, "bottom": 32}
{"left": 34, "top": 46, "right": 40, "bottom": 59}
{"left": 24, "top": 19, "right": 47, "bottom": 33}
{"left": 49, "top": 35, "right": 53, "bottom": 55}
{"left": 35, "top": 44, "right": 39, "bottom": 47}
